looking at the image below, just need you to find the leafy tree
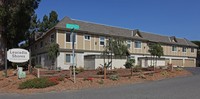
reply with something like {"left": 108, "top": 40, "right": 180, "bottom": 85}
{"left": 38, "top": 15, "right": 49, "bottom": 32}
{"left": 38, "top": 11, "right": 59, "bottom": 32}
{"left": 48, "top": 11, "right": 59, "bottom": 29}
{"left": 148, "top": 43, "right": 164, "bottom": 69}
{"left": 0, "top": 0, "right": 41, "bottom": 48}
{"left": 108, "top": 38, "right": 130, "bottom": 58}
{"left": 48, "top": 43, "right": 59, "bottom": 69}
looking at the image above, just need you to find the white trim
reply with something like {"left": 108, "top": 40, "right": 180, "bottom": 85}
{"left": 172, "top": 46, "right": 177, "bottom": 52}
{"left": 83, "top": 35, "right": 85, "bottom": 49}
{"left": 93, "top": 36, "right": 95, "bottom": 50}
{"left": 99, "top": 36, "right": 105, "bottom": 46}
{"left": 134, "top": 40, "right": 142, "bottom": 49}
{"left": 64, "top": 31, "right": 66, "bottom": 49}
{"left": 56, "top": 30, "right": 58, "bottom": 43}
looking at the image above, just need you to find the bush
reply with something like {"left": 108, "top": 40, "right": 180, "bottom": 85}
{"left": 124, "top": 59, "right": 135, "bottom": 69}
{"left": 97, "top": 79, "right": 104, "bottom": 84}
{"left": 176, "top": 67, "right": 183, "bottom": 71}
{"left": 109, "top": 75, "right": 119, "bottom": 81}
{"left": 35, "top": 65, "right": 42, "bottom": 68}
{"left": 19, "top": 78, "right": 58, "bottom": 89}
{"left": 75, "top": 67, "right": 85, "bottom": 74}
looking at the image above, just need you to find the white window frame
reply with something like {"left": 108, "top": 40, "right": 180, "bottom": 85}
{"left": 127, "top": 40, "right": 132, "bottom": 49}
{"left": 65, "top": 54, "right": 76, "bottom": 64}
{"left": 172, "top": 46, "right": 177, "bottom": 52}
{"left": 99, "top": 36, "right": 105, "bottom": 46}
{"left": 182, "top": 47, "right": 187, "bottom": 53}
{"left": 84, "top": 34, "right": 91, "bottom": 40}
{"left": 191, "top": 48, "right": 194, "bottom": 53}
{"left": 135, "top": 41, "right": 141, "bottom": 48}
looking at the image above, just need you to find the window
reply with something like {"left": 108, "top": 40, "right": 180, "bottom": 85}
{"left": 99, "top": 36, "right": 105, "bottom": 45}
{"left": 182, "top": 47, "right": 186, "bottom": 52}
{"left": 84, "top": 35, "right": 91, "bottom": 40}
{"left": 66, "top": 54, "right": 71, "bottom": 63}
{"left": 66, "top": 32, "right": 76, "bottom": 42}
{"left": 50, "top": 34, "right": 55, "bottom": 42}
{"left": 135, "top": 41, "right": 141, "bottom": 48}
{"left": 191, "top": 48, "right": 194, "bottom": 53}
{"left": 172, "top": 46, "right": 177, "bottom": 51}
{"left": 66, "top": 54, "right": 76, "bottom": 63}
{"left": 40, "top": 41, "right": 43, "bottom": 48}
{"left": 127, "top": 40, "right": 131, "bottom": 49}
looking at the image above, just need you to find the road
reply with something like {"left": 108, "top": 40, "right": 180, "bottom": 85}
{"left": 1, "top": 67, "right": 200, "bottom": 99}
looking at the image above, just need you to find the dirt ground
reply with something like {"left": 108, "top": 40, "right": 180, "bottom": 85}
{"left": 0, "top": 69, "right": 191, "bottom": 94}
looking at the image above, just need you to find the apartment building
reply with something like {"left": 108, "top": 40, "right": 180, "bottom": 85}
{"left": 30, "top": 17, "right": 198, "bottom": 70}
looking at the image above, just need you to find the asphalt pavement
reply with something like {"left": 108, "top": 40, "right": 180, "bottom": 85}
{"left": 1, "top": 67, "right": 200, "bottom": 99}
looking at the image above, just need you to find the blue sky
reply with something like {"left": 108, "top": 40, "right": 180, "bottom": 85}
{"left": 36, "top": 0, "right": 200, "bottom": 40}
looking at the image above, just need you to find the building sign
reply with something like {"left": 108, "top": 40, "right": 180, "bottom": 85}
{"left": 7, "top": 48, "right": 29, "bottom": 63}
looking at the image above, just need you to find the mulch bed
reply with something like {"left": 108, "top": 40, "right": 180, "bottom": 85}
{"left": 0, "top": 68, "right": 192, "bottom": 94}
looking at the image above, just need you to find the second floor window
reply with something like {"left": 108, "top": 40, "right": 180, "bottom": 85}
{"left": 66, "top": 32, "right": 76, "bottom": 42}
{"left": 172, "top": 46, "right": 177, "bottom": 51}
{"left": 182, "top": 47, "right": 186, "bottom": 52}
{"left": 191, "top": 48, "right": 194, "bottom": 53}
{"left": 84, "top": 35, "right": 91, "bottom": 40}
{"left": 100, "top": 36, "right": 105, "bottom": 45}
{"left": 50, "top": 34, "right": 55, "bottom": 42}
{"left": 135, "top": 41, "right": 141, "bottom": 48}
{"left": 127, "top": 40, "right": 131, "bottom": 49}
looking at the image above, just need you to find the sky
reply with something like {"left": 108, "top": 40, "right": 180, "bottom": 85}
{"left": 35, "top": 0, "right": 200, "bottom": 41}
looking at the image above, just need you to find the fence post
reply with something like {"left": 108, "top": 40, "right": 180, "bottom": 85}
{"left": 37, "top": 69, "right": 40, "bottom": 78}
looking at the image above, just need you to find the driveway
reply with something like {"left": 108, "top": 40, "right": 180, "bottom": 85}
{"left": 1, "top": 68, "right": 200, "bottom": 99}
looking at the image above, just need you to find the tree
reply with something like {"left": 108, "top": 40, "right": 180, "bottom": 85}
{"left": 48, "top": 43, "right": 59, "bottom": 70}
{"left": 38, "top": 11, "right": 59, "bottom": 32}
{"left": 0, "top": 0, "right": 41, "bottom": 48}
{"left": 109, "top": 38, "right": 130, "bottom": 58}
{"left": 148, "top": 43, "right": 164, "bottom": 70}
{"left": 101, "top": 38, "right": 129, "bottom": 79}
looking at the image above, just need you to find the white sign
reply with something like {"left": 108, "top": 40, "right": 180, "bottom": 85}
{"left": 7, "top": 48, "right": 30, "bottom": 63}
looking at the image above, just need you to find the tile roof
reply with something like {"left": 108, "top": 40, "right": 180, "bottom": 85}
{"left": 54, "top": 17, "right": 198, "bottom": 47}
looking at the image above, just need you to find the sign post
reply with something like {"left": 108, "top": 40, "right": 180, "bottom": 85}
{"left": 4, "top": 48, "right": 7, "bottom": 77}
{"left": 66, "top": 23, "right": 79, "bottom": 83}
{"left": 6, "top": 48, "right": 30, "bottom": 78}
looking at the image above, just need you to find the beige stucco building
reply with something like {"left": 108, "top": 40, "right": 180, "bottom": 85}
{"left": 30, "top": 17, "right": 198, "bottom": 70}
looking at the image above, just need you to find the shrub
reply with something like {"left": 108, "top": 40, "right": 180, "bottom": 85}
{"left": 75, "top": 66, "right": 85, "bottom": 74}
{"left": 176, "top": 67, "right": 183, "bottom": 71}
{"left": 19, "top": 78, "right": 58, "bottom": 89}
{"left": 109, "top": 75, "right": 119, "bottom": 81}
{"left": 97, "top": 79, "right": 104, "bottom": 84}
{"left": 161, "top": 71, "right": 169, "bottom": 76}
{"left": 83, "top": 77, "right": 93, "bottom": 82}
{"left": 35, "top": 65, "right": 42, "bottom": 68}
{"left": 124, "top": 59, "right": 135, "bottom": 69}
